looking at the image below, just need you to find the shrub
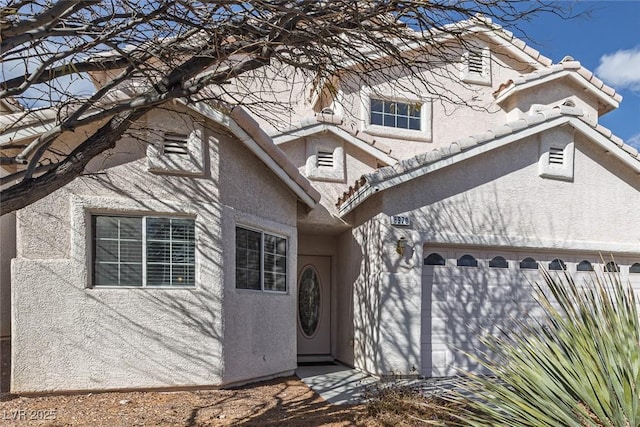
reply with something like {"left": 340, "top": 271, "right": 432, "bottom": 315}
{"left": 433, "top": 268, "right": 640, "bottom": 427}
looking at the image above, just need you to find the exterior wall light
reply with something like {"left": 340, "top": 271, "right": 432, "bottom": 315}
{"left": 396, "top": 237, "right": 407, "bottom": 256}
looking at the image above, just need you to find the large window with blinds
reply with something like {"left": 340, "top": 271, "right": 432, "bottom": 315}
{"left": 235, "top": 226, "right": 287, "bottom": 292}
{"left": 92, "top": 215, "right": 195, "bottom": 287}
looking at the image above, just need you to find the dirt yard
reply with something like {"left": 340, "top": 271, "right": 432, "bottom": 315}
{"left": 0, "top": 376, "right": 376, "bottom": 426}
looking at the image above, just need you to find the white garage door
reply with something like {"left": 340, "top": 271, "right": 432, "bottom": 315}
{"left": 421, "top": 247, "right": 640, "bottom": 377}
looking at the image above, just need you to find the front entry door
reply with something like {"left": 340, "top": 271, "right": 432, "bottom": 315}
{"left": 297, "top": 256, "right": 331, "bottom": 356}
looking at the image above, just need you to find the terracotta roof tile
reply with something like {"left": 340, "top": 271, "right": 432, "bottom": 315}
{"left": 337, "top": 105, "right": 639, "bottom": 210}
{"left": 494, "top": 61, "right": 622, "bottom": 105}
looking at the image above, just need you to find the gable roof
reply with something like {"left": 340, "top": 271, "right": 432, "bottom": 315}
{"left": 271, "top": 113, "right": 397, "bottom": 166}
{"left": 0, "top": 97, "right": 321, "bottom": 209}
{"left": 493, "top": 59, "right": 622, "bottom": 115}
{"left": 336, "top": 105, "right": 640, "bottom": 215}
{"left": 190, "top": 102, "right": 321, "bottom": 208}
{"left": 310, "top": 15, "right": 552, "bottom": 108}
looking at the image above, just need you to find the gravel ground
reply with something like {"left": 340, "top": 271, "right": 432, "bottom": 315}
{"left": 0, "top": 377, "right": 372, "bottom": 426}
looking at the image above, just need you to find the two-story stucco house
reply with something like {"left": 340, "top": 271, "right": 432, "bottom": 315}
{"left": 1, "top": 16, "right": 639, "bottom": 393}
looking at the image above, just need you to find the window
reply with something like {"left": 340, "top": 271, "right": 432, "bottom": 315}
{"left": 577, "top": 260, "right": 594, "bottom": 272}
{"left": 236, "top": 226, "right": 287, "bottom": 292}
{"left": 604, "top": 261, "right": 620, "bottom": 273}
{"left": 370, "top": 99, "right": 421, "bottom": 131}
{"left": 630, "top": 263, "right": 640, "bottom": 274}
{"left": 457, "top": 254, "right": 478, "bottom": 267}
{"left": 489, "top": 256, "right": 509, "bottom": 269}
{"left": 520, "top": 257, "right": 538, "bottom": 270}
{"left": 424, "top": 253, "right": 446, "bottom": 266}
{"left": 93, "top": 215, "right": 195, "bottom": 287}
{"left": 549, "top": 259, "right": 566, "bottom": 271}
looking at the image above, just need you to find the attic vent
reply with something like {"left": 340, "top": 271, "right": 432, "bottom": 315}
{"left": 163, "top": 133, "right": 189, "bottom": 155}
{"left": 317, "top": 151, "right": 334, "bottom": 168}
{"left": 549, "top": 147, "right": 564, "bottom": 165}
{"left": 468, "top": 50, "right": 484, "bottom": 74}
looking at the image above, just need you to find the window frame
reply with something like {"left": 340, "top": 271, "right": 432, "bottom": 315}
{"left": 235, "top": 225, "right": 288, "bottom": 294}
{"left": 360, "top": 86, "right": 432, "bottom": 142}
{"left": 91, "top": 214, "right": 197, "bottom": 289}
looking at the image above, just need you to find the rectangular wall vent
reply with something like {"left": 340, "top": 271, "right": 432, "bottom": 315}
{"left": 317, "top": 151, "right": 334, "bottom": 168}
{"left": 468, "top": 50, "right": 484, "bottom": 74}
{"left": 163, "top": 133, "right": 189, "bottom": 155}
{"left": 549, "top": 147, "right": 564, "bottom": 165}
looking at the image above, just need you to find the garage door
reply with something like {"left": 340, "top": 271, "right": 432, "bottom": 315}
{"left": 421, "top": 247, "right": 640, "bottom": 377}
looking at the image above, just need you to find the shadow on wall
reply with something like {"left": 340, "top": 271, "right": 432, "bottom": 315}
{"left": 350, "top": 218, "right": 422, "bottom": 377}
{"left": 377, "top": 181, "right": 549, "bottom": 378}
{"left": 421, "top": 259, "right": 539, "bottom": 376}
{"left": 12, "top": 132, "right": 231, "bottom": 390}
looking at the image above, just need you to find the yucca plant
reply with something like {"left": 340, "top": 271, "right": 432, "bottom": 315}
{"left": 432, "top": 268, "right": 640, "bottom": 427}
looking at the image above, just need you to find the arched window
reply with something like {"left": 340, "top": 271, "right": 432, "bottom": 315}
{"left": 630, "top": 263, "right": 640, "bottom": 274}
{"left": 457, "top": 254, "right": 478, "bottom": 267}
{"left": 519, "top": 257, "right": 538, "bottom": 270}
{"left": 424, "top": 253, "right": 446, "bottom": 266}
{"left": 549, "top": 259, "right": 566, "bottom": 271}
{"left": 577, "top": 260, "right": 594, "bottom": 272}
{"left": 489, "top": 256, "right": 508, "bottom": 268}
{"left": 604, "top": 261, "right": 620, "bottom": 273}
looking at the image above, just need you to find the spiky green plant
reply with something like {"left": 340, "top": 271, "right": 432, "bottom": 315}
{"left": 432, "top": 268, "right": 640, "bottom": 427}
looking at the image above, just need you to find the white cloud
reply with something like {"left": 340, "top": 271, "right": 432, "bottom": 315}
{"left": 627, "top": 133, "right": 640, "bottom": 150}
{"left": 596, "top": 47, "right": 640, "bottom": 92}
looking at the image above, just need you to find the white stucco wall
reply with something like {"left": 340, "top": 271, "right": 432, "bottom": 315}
{"left": 347, "top": 130, "right": 640, "bottom": 377}
{"left": 279, "top": 133, "right": 379, "bottom": 233}
{"left": 218, "top": 131, "right": 299, "bottom": 385}
{"left": 335, "top": 40, "right": 532, "bottom": 159}
{"left": 11, "top": 108, "right": 300, "bottom": 392}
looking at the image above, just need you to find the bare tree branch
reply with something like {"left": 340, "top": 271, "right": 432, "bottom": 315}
{"left": 0, "top": 0, "right": 573, "bottom": 214}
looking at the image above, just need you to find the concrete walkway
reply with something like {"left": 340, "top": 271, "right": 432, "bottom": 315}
{"left": 297, "top": 364, "right": 469, "bottom": 406}
{"left": 295, "top": 364, "right": 378, "bottom": 405}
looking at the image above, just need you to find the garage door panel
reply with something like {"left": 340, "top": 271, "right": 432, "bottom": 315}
{"left": 423, "top": 247, "right": 564, "bottom": 377}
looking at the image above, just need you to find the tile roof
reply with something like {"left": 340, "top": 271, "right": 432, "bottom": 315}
{"left": 272, "top": 112, "right": 395, "bottom": 157}
{"left": 336, "top": 105, "right": 639, "bottom": 214}
{"left": 493, "top": 59, "right": 622, "bottom": 113}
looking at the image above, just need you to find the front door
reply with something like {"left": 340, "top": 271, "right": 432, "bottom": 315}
{"left": 297, "top": 256, "right": 331, "bottom": 357}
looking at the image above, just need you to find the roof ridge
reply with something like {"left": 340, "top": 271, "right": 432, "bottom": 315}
{"left": 493, "top": 60, "right": 622, "bottom": 104}
{"left": 272, "top": 113, "right": 394, "bottom": 155}
{"left": 336, "top": 106, "right": 639, "bottom": 209}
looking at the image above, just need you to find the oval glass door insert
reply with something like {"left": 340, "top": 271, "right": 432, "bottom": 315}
{"left": 298, "top": 266, "right": 321, "bottom": 337}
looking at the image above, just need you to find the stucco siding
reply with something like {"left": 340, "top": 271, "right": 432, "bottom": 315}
{"left": 10, "top": 109, "right": 301, "bottom": 392}
{"left": 348, "top": 132, "right": 639, "bottom": 377}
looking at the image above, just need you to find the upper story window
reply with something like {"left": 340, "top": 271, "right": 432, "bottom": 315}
{"left": 360, "top": 86, "right": 432, "bottom": 142}
{"left": 236, "top": 226, "right": 287, "bottom": 292}
{"left": 92, "top": 215, "right": 195, "bottom": 287}
{"left": 370, "top": 99, "right": 421, "bottom": 131}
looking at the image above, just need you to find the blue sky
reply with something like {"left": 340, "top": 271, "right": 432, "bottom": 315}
{"left": 517, "top": 1, "right": 640, "bottom": 149}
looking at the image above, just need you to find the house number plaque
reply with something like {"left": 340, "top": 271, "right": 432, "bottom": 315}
{"left": 390, "top": 215, "right": 411, "bottom": 226}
